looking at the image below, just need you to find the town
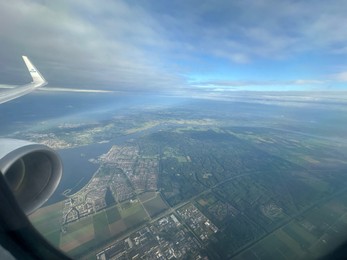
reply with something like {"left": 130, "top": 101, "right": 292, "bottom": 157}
{"left": 62, "top": 144, "right": 159, "bottom": 224}
{"left": 96, "top": 212, "right": 210, "bottom": 260}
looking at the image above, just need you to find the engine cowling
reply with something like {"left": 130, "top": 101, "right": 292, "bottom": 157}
{"left": 0, "top": 139, "right": 62, "bottom": 215}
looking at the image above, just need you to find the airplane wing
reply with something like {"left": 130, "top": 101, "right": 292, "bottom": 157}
{"left": 22, "top": 56, "right": 46, "bottom": 85}
{"left": 0, "top": 56, "right": 47, "bottom": 104}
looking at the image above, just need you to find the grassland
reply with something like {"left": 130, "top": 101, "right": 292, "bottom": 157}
{"left": 29, "top": 201, "right": 63, "bottom": 247}
{"left": 60, "top": 216, "right": 94, "bottom": 253}
{"left": 142, "top": 193, "right": 169, "bottom": 217}
{"left": 138, "top": 191, "right": 157, "bottom": 202}
{"left": 30, "top": 200, "right": 150, "bottom": 258}
{"left": 105, "top": 206, "right": 121, "bottom": 223}
{"left": 93, "top": 211, "right": 111, "bottom": 242}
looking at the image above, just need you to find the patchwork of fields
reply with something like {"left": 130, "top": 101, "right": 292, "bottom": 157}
{"left": 30, "top": 192, "right": 168, "bottom": 257}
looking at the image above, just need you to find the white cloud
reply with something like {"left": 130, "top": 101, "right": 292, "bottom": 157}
{"left": 1, "top": 0, "right": 347, "bottom": 92}
{"left": 294, "top": 79, "right": 325, "bottom": 85}
{"left": 193, "top": 79, "right": 325, "bottom": 88}
{"left": 0, "top": 0, "right": 186, "bottom": 91}
{"left": 164, "top": 0, "right": 347, "bottom": 61}
{"left": 332, "top": 71, "right": 347, "bottom": 82}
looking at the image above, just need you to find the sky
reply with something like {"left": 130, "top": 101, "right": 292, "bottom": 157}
{"left": 1, "top": 0, "right": 347, "bottom": 94}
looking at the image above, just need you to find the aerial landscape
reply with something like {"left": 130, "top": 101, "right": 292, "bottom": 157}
{"left": 1, "top": 0, "right": 347, "bottom": 259}
{"left": 1, "top": 92, "right": 346, "bottom": 259}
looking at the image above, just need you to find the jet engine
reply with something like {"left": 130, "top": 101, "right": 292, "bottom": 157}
{"left": 0, "top": 139, "right": 62, "bottom": 215}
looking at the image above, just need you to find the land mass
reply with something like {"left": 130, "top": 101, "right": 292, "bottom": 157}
{"left": 26, "top": 96, "right": 347, "bottom": 259}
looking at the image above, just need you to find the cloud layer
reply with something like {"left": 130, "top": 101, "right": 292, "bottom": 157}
{"left": 0, "top": 0, "right": 347, "bottom": 92}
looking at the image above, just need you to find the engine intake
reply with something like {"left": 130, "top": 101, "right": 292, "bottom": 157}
{"left": 0, "top": 139, "right": 62, "bottom": 215}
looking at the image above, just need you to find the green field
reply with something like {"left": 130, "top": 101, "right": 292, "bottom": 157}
{"left": 139, "top": 191, "right": 157, "bottom": 202}
{"left": 66, "top": 216, "right": 93, "bottom": 233}
{"left": 60, "top": 218, "right": 94, "bottom": 253}
{"left": 142, "top": 193, "right": 169, "bottom": 217}
{"left": 29, "top": 202, "right": 63, "bottom": 231}
{"left": 29, "top": 201, "right": 63, "bottom": 247}
{"left": 93, "top": 211, "right": 111, "bottom": 241}
{"left": 105, "top": 206, "right": 121, "bottom": 223}
{"left": 58, "top": 201, "right": 149, "bottom": 258}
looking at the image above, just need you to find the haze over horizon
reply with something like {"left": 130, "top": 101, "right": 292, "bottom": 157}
{"left": 1, "top": 0, "right": 347, "bottom": 94}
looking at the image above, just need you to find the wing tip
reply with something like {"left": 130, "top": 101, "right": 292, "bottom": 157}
{"left": 22, "top": 56, "right": 47, "bottom": 85}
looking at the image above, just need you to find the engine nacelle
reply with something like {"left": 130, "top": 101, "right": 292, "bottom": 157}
{"left": 0, "top": 139, "right": 62, "bottom": 215}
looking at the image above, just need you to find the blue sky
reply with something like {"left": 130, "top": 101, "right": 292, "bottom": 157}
{"left": 0, "top": 0, "right": 347, "bottom": 93}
